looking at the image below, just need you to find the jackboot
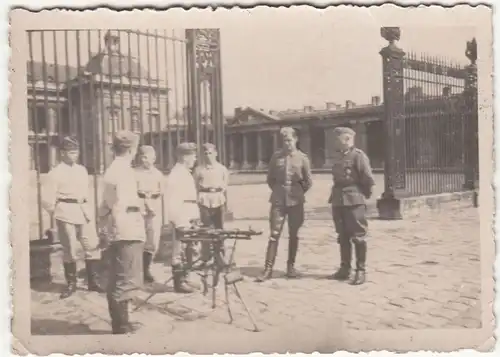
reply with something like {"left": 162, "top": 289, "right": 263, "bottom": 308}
{"left": 350, "top": 241, "right": 367, "bottom": 285}
{"left": 107, "top": 297, "right": 123, "bottom": 334}
{"left": 328, "top": 242, "right": 352, "bottom": 281}
{"left": 172, "top": 265, "right": 194, "bottom": 294}
{"left": 85, "top": 259, "right": 106, "bottom": 292}
{"left": 60, "top": 262, "right": 77, "bottom": 299}
{"left": 143, "top": 252, "right": 155, "bottom": 284}
{"left": 286, "top": 236, "right": 301, "bottom": 279}
{"left": 255, "top": 239, "right": 279, "bottom": 282}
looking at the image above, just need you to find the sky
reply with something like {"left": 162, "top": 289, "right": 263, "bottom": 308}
{"left": 27, "top": 24, "right": 476, "bottom": 116}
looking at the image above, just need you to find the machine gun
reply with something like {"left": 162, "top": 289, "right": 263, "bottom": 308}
{"left": 134, "top": 225, "right": 262, "bottom": 332}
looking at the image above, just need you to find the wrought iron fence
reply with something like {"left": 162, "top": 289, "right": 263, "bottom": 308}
{"left": 379, "top": 27, "right": 478, "bottom": 201}
{"left": 27, "top": 29, "right": 224, "bottom": 240}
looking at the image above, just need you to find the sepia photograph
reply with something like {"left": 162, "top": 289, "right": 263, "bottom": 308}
{"left": 9, "top": 5, "right": 495, "bottom": 355}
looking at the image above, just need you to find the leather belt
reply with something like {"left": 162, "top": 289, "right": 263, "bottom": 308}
{"left": 57, "top": 198, "right": 87, "bottom": 204}
{"left": 184, "top": 200, "right": 197, "bottom": 204}
{"left": 199, "top": 187, "right": 223, "bottom": 193}
{"left": 126, "top": 207, "right": 141, "bottom": 213}
{"left": 138, "top": 192, "right": 161, "bottom": 199}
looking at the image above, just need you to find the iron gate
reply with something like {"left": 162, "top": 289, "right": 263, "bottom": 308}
{"left": 379, "top": 27, "right": 478, "bottom": 198}
{"left": 27, "top": 29, "right": 224, "bottom": 240}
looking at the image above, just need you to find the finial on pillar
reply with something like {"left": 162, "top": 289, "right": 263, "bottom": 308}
{"left": 381, "top": 27, "right": 401, "bottom": 44}
{"left": 465, "top": 38, "right": 477, "bottom": 65}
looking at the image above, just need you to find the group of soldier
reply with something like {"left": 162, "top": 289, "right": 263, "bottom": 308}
{"left": 41, "top": 124, "right": 375, "bottom": 335}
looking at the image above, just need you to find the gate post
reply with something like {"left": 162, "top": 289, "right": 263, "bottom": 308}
{"left": 463, "top": 38, "right": 479, "bottom": 197}
{"left": 376, "top": 27, "right": 406, "bottom": 220}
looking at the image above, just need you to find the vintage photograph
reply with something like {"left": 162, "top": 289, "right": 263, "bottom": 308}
{"left": 9, "top": 5, "right": 494, "bottom": 355}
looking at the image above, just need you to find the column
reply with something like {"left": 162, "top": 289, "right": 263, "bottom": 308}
{"left": 322, "top": 127, "right": 335, "bottom": 168}
{"left": 256, "top": 131, "right": 267, "bottom": 170}
{"left": 377, "top": 27, "right": 406, "bottom": 220}
{"left": 240, "top": 132, "right": 251, "bottom": 170}
{"left": 463, "top": 40, "right": 478, "bottom": 192}
{"left": 47, "top": 107, "right": 58, "bottom": 168}
{"left": 272, "top": 130, "right": 279, "bottom": 153}
{"left": 228, "top": 133, "right": 238, "bottom": 170}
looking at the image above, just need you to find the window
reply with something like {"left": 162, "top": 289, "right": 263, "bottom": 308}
{"left": 131, "top": 112, "right": 140, "bottom": 133}
{"left": 107, "top": 107, "right": 120, "bottom": 143}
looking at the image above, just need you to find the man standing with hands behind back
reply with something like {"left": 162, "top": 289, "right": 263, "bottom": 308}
{"left": 328, "top": 126, "right": 375, "bottom": 286}
{"left": 256, "top": 127, "right": 313, "bottom": 282}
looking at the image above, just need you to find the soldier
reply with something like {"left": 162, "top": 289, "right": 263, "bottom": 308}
{"left": 135, "top": 145, "right": 167, "bottom": 284}
{"left": 41, "top": 136, "right": 105, "bottom": 299}
{"left": 256, "top": 127, "right": 313, "bottom": 282}
{"left": 328, "top": 126, "right": 375, "bottom": 286}
{"left": 97, "top": 130, "right": 144, "bottom": 334}
{"left": 165, "top": 142, "right": 200, "bottom": 294}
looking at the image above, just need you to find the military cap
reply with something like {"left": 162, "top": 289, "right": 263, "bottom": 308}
{"left": 176, "top": 142, "right": 197, "bottom": 156}
{"left": 113, "top": 130, "right": 138, "bottom": 150}
{"left": 202, "top": 143, "right": 217, "bottom": 151}
{"left": 333, "top": 126, "right": 356, "bottom": 137}
{"left": 60, "top": 136, "right": 80, "bottom": 151}
{"left": 280, "top": 127, "right": 297, "bottom": 138}
{"left": 138, "top": 145, "right": 156, "bottom": 156}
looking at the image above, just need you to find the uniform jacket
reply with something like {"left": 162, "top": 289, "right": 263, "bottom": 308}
{"left": 41, "top": 162, "right": 92, "bottom": 225}
{"left": 98, "top": 156, "right": 146, "bottom": 242}
{"left": 135, "top": 166, "right": 167, "bottom": 219}
{"left": 165, "top": 163, "right": 200, "bottom": 228}
{"left": 193, "top": 161, "right": 229, "bottom": 209}
{"left": 267, "top": 149, "right": 313, "bottom": 207}
{"left": 329, "top": 147, "right": 375, "bottom": 207}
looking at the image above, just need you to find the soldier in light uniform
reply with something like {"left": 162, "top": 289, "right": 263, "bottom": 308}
{"left": 328, "top": 126, "right": 375, "bottom": 285}
{"left": 41, "top": 136, "right": 105, "bottom": 299}
{"left": 193, "top": 143, "right": 229, "bottom": 261}
{"left": 165, "top": 142, "right": 200, "bottom": 294}
{"left": 98, "top": 130, "right": 144, "bottom": 334}
{"left": 256, "top": 127, "right": 313, "bottom": 282}
{"left": 135, "top": 145, "right": 167, "bottom": 284}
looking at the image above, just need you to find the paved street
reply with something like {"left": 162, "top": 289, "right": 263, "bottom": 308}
{"left": 30, "top": 176, "right": 480, "bottom": 353}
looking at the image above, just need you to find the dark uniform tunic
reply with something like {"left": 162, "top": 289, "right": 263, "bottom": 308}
{"left": 329, "top": 147, "right": 375, "bottom": 243}
{"left": 267, "top": 148, "right": 313, "bottom": 239}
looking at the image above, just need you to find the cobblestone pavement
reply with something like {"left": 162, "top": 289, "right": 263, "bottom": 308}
{"left": 30, "top": 179, "right": 481, "bottom": 353}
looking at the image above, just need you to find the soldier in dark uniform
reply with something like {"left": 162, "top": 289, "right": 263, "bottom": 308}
{"left": 256, "top": 127, "right": 313, "bottom": 282}
{"left": 328, "top": 127, "right": 375, "bottom": 285}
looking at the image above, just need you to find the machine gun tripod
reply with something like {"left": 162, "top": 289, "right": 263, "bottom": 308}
{"left": 133, "top": 226, "right": 263, "bottom": 332}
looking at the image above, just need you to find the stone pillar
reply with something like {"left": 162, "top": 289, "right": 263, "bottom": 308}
{"left": 322, "top": 127, "right": 336, "bottom": 168}
{"left": 376, "top": 27, "right": 406, "bottom": 220}
{"left": 272, "top": 130, "right": 279, "bottom": 153}
{"left": 298, "top": 126, "right": 311, "bottom": 156}
{"left": 463, "top": 38, "right": 478, "bottom": 196}
{"left": 228, "top": 133, "right": 238, "bottom": 170}
{"left": 240, "top": 132, "right": 251, "bottom": 170}
{"left": 354, "top": 121, "right": 368, "bottom": 153}
{"left": 256, "top": 131, "right": 267, "bottom": 170}
{"left": 47, "top": 107, "right": 58, "bottom": 168}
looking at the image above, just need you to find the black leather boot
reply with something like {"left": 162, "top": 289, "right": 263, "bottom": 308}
{"left": 255, "top": 240, "right": 278, "bottom": 282}
{"left": 172, "top": 265, "right": 194, "bottom": 294}
{"left": 60, "top": 262, "right": 77, "bottom": 299}
{"left": 350, "top": 241, "right": 367, "bottom": 285}
{"left": 143, "top": 252, "right": 155, "bottom": 284}
{"left": 286, "top": 236, "right": 300, "bottom": 279}
{"left": 85, "top": 259, "right": 106, "bottom": 292}
{"left": 328, "top": 242, "right": 352, "bottom": 281}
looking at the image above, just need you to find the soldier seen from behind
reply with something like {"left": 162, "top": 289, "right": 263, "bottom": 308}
{"left": 41, "top": 136, "right": 105, "bottom": 299}
{"left": 328, "top": 126, "right": 375, "bottom": 285}
{"left": 256, "top": 127, "right": 313, "bottom": 282}
{"left": 135, "top": 145, "right": 167, "bottom": 284}
{"left": 98, "top": 130, "right": 145, "bottom": 334}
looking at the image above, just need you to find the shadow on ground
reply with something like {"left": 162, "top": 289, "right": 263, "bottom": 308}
{"left": 239, "top": 266, "right": 332, "bottom": 281}
{"left": 31, "top": 318, "right": 110, "bottom": 335}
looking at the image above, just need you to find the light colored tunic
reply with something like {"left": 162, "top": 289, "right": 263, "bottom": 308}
{"left": 98, "top": 156, "right": 146, "bottom": 242}
{"left": 41, "top": 162, "right": 92, "bottom": 225}
{"left": 165, "top": 163, "right": 199, "bottom": 228}
{"left": 193, "top": 162, "right": 229, "bottom": 209}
